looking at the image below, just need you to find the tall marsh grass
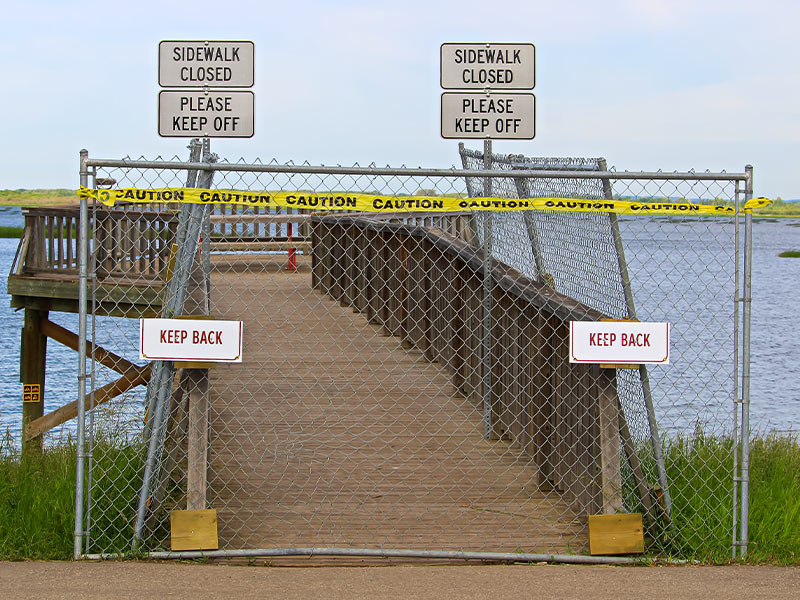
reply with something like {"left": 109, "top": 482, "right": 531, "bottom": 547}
{"left": 1, "top": 428, "right": 798, "bottom": 562}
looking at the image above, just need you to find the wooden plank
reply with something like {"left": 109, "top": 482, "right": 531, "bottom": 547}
{"left": 507, "top": 300, "right": 523, "bottom": 445}
{"left": 207, "top": 267, "right": 589, "bottom": 554}
{"left": 353, "top": 229, "right": 369, "bottom": 312}
{"left": 597, "top": 367, "right": 624, "bottom": 514}
{"left": 170, "top": 509, "right": 219, "bottom": 551}
{"left": 464, "top": 273, "right": 482, "bottom": 403}
{"left": 515, "top": 307, "right": 534, "bottom": 456}
{"left": 384, "top": 235, "right": 403, "bottom": 336}
{"left": 183, "top": 246, "right": 211, "bottom": 511}
{"left": 531, "top": 311, "right": 553, "bottom": 480}
{"left": 588, "top": 513, "right": 644, "bottom": 555}
{"left": 312, "top": 215, "right": 608, "bottom": 323}
{"left": 186, "top": 369, "right": 210, "bottom": 510}
{"left": 449, "top": 263, "right": 465, "bottom": 390}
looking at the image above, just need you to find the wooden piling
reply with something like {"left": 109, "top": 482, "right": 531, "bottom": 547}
{"left": 20, "top": 308, "right": 48, "bottom": 452}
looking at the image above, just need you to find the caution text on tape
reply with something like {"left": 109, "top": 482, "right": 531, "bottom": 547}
{"left": 77, "top": 186, "right": 772, "bottom": 216}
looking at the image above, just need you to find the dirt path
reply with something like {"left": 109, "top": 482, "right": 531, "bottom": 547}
{"left": 1, "top": 562, "right": 798, "bottom": 600}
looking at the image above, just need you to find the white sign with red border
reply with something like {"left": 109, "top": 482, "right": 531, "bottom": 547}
{"left": 569, "top": 321, "right": 670, "bottom": 365}
{"left": 140, "top": 318, "right": 243, "bottom": 362}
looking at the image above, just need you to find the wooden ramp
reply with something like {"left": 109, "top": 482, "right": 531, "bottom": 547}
{"left": 206, "top": 256, "right": 586, "bottom": 554}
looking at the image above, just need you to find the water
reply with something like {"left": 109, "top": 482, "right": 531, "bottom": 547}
{"left": 0, "top": 212, "right": 798, "bottom": 446}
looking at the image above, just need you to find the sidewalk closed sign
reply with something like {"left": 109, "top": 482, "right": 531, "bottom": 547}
{"left": 569, "top": 321, "right": 670, "bottom": 365}
{"left": 140, "top": 318, "right": 243, "bottom": 362}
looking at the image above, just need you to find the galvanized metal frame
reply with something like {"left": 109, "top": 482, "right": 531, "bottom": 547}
{"left": 74, "top": 149, "right": 755, "bottom": 560}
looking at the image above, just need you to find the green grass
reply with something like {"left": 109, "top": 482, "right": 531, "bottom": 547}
{"left": 0, "top": 226, "right": 23, "bottom": 238}
{"left": 778, "top": 250, "right": 800, "bottom": 258}
{"left": 0, "top": 440, "right": 77, "bottom": 560}
{"left": 0, "top": 189, "right": 77, "bottom": 206}
{"left": 0, "top": 432, "right": 145, "bottom": 560}
{"left": 1, "top": 432, "right": 798, "bottom": 562}
{"left": 628, "top": 434, "right": 800, "bottom": 563}
{"left": 752, "top": 198, "right": 800, "bottom": 218}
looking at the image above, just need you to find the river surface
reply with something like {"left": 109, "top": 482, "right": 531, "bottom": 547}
{"left": 0, "top": 206, "right": 797, "bottom": 447}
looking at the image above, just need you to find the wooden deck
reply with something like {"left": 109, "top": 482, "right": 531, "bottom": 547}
{"left": 206, "top": 256, "right": 586, "bottom": 553}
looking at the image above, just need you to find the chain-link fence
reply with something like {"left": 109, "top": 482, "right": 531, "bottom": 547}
{"left": 65, "top": 143, "right": 752, "bottom": 561}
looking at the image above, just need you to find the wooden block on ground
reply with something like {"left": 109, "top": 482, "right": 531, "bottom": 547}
{"left": 588, "top": 513, "right": 644, "bottom": 555}
{"left": 170, "top": 509, "right": 219, "bottom": 551}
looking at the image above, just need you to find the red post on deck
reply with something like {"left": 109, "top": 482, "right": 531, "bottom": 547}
{"left": 285, "top": 222, "right": 297, "bottom": 272}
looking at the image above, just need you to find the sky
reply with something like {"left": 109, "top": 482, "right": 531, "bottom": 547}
{"left": 1, "top": 0, "right": 798, "bottom": 199}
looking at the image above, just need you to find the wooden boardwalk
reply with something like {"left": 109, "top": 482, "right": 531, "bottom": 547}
{"left": 206, "top": 256, "right": 586, "bottom": 554}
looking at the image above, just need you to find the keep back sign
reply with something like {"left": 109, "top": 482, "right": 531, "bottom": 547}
{"left": 140, "top": 318, "right": 243, "bottom": 362}
{"left": 569, "top": 321, "right": 670, "bottom": 365}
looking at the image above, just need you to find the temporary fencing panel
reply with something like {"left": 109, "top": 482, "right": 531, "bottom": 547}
{"left": 70, "top": 143, "right": 754, "bottom": 560}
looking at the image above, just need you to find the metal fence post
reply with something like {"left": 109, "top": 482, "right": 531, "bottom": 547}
{"left": 72, "top": 153, "right": 751, "bottom": 560}
{"left": 481, "top": 139, "right": 494, "bottom": 439}
{"left": 73, "top": 149, "right": 90, "bottom": 559}
{"left": 739, "top": 164, "right": 754, "bottom": 556}
{"left": 133, "top": 139, "right": 211, "bottom": 548}
{"left": 510, "top": 168, "right": 546, "bottom": 284}
{"left": 458, "top": 143, "right": 481, "bottom": 244}
{"left": 598, "top": 159, "right": 673, "bottom": 522}
{"left": 732, "top": 178, "right": 742, "bottom": 558}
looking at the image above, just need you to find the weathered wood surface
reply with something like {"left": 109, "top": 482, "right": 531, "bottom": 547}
{"left": 206, "top": 257, "right": 587, "bottom": 553}
{"left": 312, "top": 216, "right": 623, "bottom": 517}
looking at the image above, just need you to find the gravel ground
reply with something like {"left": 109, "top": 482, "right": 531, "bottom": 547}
{"left": 1, "top": 561, "right": 799, "bottom": 600}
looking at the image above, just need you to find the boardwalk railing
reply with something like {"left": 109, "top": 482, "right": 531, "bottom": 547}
{"left": 10, "top": 207, "right": 180, "bottom": 282}
{"left": 12, "top": 207, "right": 82, "bottom": 276}
{"left": 94, "top": 208, "right": 179, "bottom": 281}
{"left": 311, "top": 214, "right": 624, "bottom": 516}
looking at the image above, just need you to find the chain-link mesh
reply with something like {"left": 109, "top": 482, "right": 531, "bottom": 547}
{"left": 75, "top": 146, "right": 745, "bottom": 559}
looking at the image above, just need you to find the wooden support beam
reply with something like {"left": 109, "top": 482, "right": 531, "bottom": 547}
{"left": 183, "top": 245, "right": 211, "bottom": 511}
{"left": 20, "top": 308, "right": 47, "bottom": 451}
{"left": 41, "top": 318, "right": 139, "bottom": 376}
{"left": 185, "top": 369, "right": 209, "bottom": 510}
{"left": 617, "top": 396, "right": 656, "bottom": 526}
{"left": 24, "top": 364, "right": 150, "bottom": 441}
{"left": 597, "top": 367, "right": 624, "bottom": 514}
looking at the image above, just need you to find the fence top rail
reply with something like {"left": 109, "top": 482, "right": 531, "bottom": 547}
{"left": 313, "top": 214, "right": 606, "bottom": 323}
{"left": 84, "top": 157, "right": 748, "bottom": 182}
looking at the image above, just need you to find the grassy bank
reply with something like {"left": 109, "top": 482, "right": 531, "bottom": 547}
{"left": 751, "top": 198, "right": 800, "bottom": 218}
{"left": 0, "top": 436, "right": 145, "bottom": 560}
{"left": 0, "top": 226, "right": 23, "bottom": 238}
{"left": 639, "top": 434, "right": 800, "bottom": 563}
{"left": 0, "top": 189, "right": 78, "bottom": 207}
{"left": 1, "top": 433, "right": 798, "bottom": 562}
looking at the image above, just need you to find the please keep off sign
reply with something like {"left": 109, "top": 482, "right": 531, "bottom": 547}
{"left": 140, "top": 318, "right": 243, "bottom": 362}
{"left": 569, "top": 321, "right": 670, "bottom": 365}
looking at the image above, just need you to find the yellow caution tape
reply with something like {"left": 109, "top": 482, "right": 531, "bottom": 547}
{"left": 77, "top": 186, "right": 772, "bottom": 216}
